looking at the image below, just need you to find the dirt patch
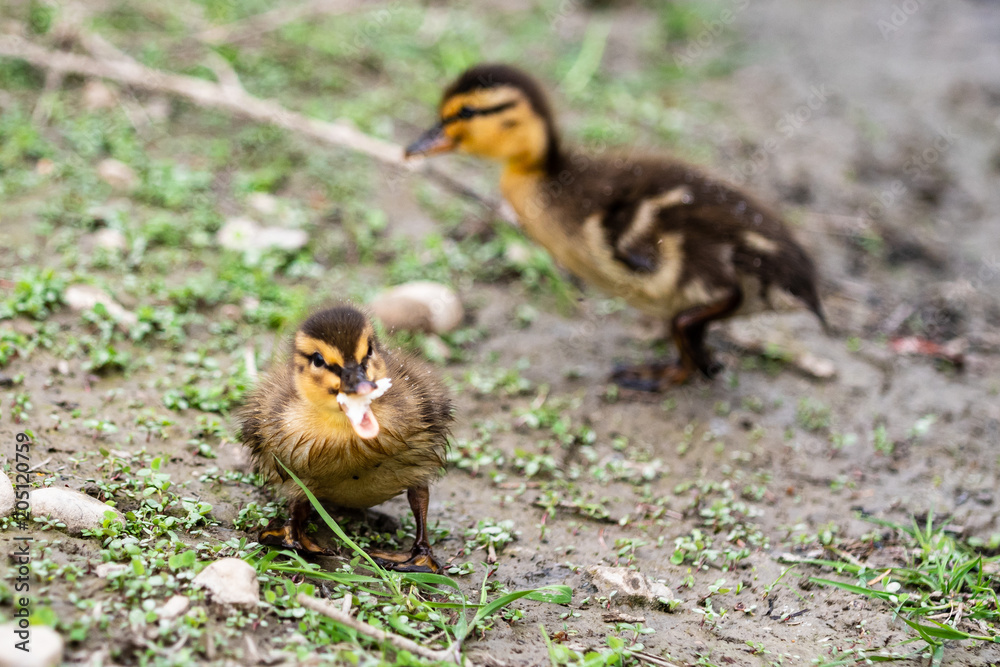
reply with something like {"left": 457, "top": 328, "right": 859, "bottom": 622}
{"left": 2, "top": 0, "right": 1000, "bottom": 665}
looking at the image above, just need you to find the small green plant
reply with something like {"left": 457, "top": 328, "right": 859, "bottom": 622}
{"left": 801, "top": 513, "right": 1000, "bottom": 663}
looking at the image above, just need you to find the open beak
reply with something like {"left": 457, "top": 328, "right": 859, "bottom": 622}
{"left": 336, "top": 374, "right": 393, "bottom": 440}
{"left": 404, "top": 124, "right": 456, "bottom": 158}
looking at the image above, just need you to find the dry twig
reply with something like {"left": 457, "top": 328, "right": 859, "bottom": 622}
{"left": 0, "top": 32, "right": 514, "bottom": 223}
{"left": 296, "top": 593, "right": 466, "bottom": 664}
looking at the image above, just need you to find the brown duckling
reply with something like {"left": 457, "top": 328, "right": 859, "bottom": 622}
{"left": 237, "top": 306, "right": 452, "bottom": 572}
{"left": 406, "top": 64, "right": 825, "bottom": 390}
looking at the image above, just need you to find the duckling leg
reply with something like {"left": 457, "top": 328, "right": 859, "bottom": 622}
{"left": 673, "top": 286, "right": 743, "bottom": 378}
{"left": 259, "top": 499, "right": 331, "bottom": 555}
{"left": 367, "top": 486, "right": 441, "bottom": 573}
{"left": 612, "top": 287, "right": 743, "bottom": 391}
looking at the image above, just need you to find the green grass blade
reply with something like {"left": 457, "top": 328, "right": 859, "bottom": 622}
{"left": 472, "top": 585, "right": 572, "bottom": 626}
{"left": 809, "top": 577, "right": 894, "bottom": 602}
{"left": 273, "top": 456, "right": 394, "bottom": 587}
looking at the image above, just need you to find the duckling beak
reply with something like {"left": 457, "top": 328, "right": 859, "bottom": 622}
{"left": 336, "top": 374, "right": 392, "bottom": 440}
{"left": 405, "top": 124, "right": 455, "bottom": 158}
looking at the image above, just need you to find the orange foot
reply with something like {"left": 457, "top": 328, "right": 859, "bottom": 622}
{"left": 611, "top": 361, "right": 697, "bottom": 392}
{"left": 367, "top": 547, "right": 441, "bottom": 573}
{"left": 259, "top": 519, "right": 333, "bottom": 556}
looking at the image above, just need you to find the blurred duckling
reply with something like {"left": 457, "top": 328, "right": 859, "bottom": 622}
{"left": 238, "top": 306, "right": 452, "bottom": 572}
{"left": 407, "top": 64, "right": 825, "bottom": 389}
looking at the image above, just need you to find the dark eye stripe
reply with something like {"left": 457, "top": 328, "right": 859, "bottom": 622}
{"left": 298, "top": 351, "right": 342, "bottom": 376}
{"left": 442, "top": 100, "right": 517, "bottom": 125}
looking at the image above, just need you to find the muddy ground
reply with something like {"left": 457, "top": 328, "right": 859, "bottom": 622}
{"left": 3, "top": 0, "right": 1000, "bottom": 665}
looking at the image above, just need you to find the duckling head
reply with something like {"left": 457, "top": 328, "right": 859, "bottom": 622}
{"left": 292, "top": 307, "right": 390, "bottom": 440}
{"left": 406, "top": 63, "right": 560, "bottom": 172}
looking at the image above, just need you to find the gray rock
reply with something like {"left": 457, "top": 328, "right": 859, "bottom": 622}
{"left": 0, "top": 471, "right": 13, "bottom": 517}
{"left": 96, "top": 158, "right": 138, "bottom": 191}
{"left": 0, "top": 623, "right": 63, "bottom": 667}
{"left": 157, "top": 595, "right": 191, "bottom": 621}
{"left": 192, "top": 558, "right": 259, "bottom": 608}
{"left": 92, "top": 228, "right": 127, "bottom": 253}
{"left": 82, "top": 80, "right": 118, "bottom": 111}
{"left": 370, "top": 281, "right": 463, "bottom": 334}
{"left": 217, "top": 217, "right": 308, "bottom": 253}
{"left": 30, "top": 488, "right": 125, "bottom": 535}
{"left": 63, "top": 284, "right": 138, "bottom": 326}
{"left": 587, "top": 566, "right": 674, "bottom": 608}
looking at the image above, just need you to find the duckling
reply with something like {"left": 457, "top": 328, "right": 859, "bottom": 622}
{"left": 237, "top": 306, "right": 452, "bottom": 572}
{"left": 406, "top": 64, "right": 825, "bottom": 389}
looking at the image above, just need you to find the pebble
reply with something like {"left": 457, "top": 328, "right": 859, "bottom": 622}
{"left": 94, "top": 562, "right": 129, "bottom": 578}
{"left": 370, "top": 281, "right": 463, "bottom": 334}
{"left": 63, "top": 284, "right": 138, "bottom": 327}
{"left": 82, "top": 80, "right": 118, "bottom": 111}
{"left": 0, "top": 471, "right": 14, "bottom": 517}
{"left": 96, "top": 159, "right": 138, "bottom": 191}
{"left": 0, "top": 624, "right": 63, "bottom": 667}
{"left": 30, "top": 488, "right": 125, "bottom": 535}
{"left": 587, "top": 566, "right": 674, "bottom": 608}
{"left": 92, "top": 228, "right": 127, "bottom": 253}
{"left": 192, "top": 558, "right": 260, "bottom": 608}
{"left": 216, "top": 217, "right": 308, "bottom": 253}
{"left": 157, "top": 595, "right": 191, "bottom": 621}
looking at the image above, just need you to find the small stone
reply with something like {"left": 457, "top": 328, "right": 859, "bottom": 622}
{"left": 35, "top": 158, "right": 55, "bottom": 176}
{"left": 421, "top": 334, "right": 451, "bottom": 362}
{"left": 64, "top": 284, "right": 138, "bottom": 326}
{"left": 94, "top": 562, "right": 129, "bottom": 578}
{"left": 587, "top": 566, "right": 674, "bottom": 608}
{"left": 144, "top": 96, "right": 172, "bottom": 123}
{"left": 247, "top": 192, "right": 279, "bottom": 216}
{"left": 96, "top": 158, "right": 138, "bottom": 191}
{"left": 370, "top": 281, "right": 463, "bottom": 334}
{"left": 217, "top": 217, "right": 308, "bottom": 253}
{"left": 797, "top": 352, "right": 836, "bottom": 379}
{"left": 92, "top": 228, "right": 127, "bottom": 253}
{"left": 0, "top": 471, "right": 14, "bottom": 517}
{"left": 0, "top": 623, "right": 63, "bottom": 667}
{"left": 56, "top": 360, "right": 70, "bottom": 375}
{"left": 30, "top": 487, "right": 125, "bottom": 535}
{"left": 158, "top": 595, "right": 191, "bottom": 621}
{"left": 192, "top": 558, "right": 259, "bottom": 608}
{"left": 82, "top": 80, "right": 118, "bottom": 110}
{"left": 504, "top": 240, "right": 533, "bottom": 266}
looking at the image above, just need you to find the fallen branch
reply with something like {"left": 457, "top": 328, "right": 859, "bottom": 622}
{"left": 0, "top": 33, "right": 406, "bottom": 166}
{"left": 0, "top": 32, "right": 514, "bottom": 223}
{"left": 296, "top": 593, "right": 465, "bottom": 664}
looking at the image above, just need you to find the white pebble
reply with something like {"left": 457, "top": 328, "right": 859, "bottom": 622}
{"left": 192, "top": 558, "right": 260, "bottom": 608}
{"left": 30, "top": 487, "right": 125, "bottom": 535}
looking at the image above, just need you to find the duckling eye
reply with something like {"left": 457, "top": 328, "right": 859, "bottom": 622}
{"left": 457, "top": 106, "right": 475, "bottom": 120}
{"left": 365, "top": 339, "right": 374, "bottom": 359}
{"left": 310, "top": 352, "right": 325, "bottom": 368}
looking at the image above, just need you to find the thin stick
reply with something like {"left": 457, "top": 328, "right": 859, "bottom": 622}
{"left": 297, "top": 593, "right": 462, "bottom": 664}
{"left": 0, "top": 34, "right": 406, "bottom": 167}
{"left": 0, "top": 34, "right": 514, "bottom": 222}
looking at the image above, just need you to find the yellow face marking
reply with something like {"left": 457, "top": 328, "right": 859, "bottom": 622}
{"left": 353, "top": 324, "right": 374, "bottom": 364}
{"left": 440, "top": 87, "right": 548, "bottom": 170}
{"left": 295, "top": 332, "right": 345, "bottom": 368}
{"left": 293, "top": 332, "right": 345, "bottom": 408}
